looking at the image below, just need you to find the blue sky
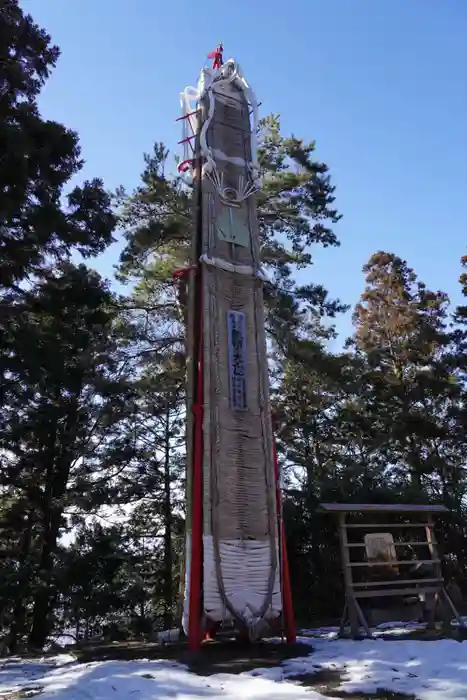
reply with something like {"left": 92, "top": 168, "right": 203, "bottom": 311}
{"left": 23, "top": 0, "right": 467, "bottom": 343}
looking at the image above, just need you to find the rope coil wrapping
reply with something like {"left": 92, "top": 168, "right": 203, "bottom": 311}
{"left": 196, "top": 61, "right": 281, "bottom": 636}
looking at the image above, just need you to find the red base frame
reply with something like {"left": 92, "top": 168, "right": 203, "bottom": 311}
{"left": 273, "top": 437, "right": 296, "bottom": 643}
{"left": 188, "top": 273, "right": 204, "bottom": 652}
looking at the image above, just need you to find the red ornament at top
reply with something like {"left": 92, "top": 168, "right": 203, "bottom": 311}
{"left": 207, "top": 43, "right": 223, "bottom": 70}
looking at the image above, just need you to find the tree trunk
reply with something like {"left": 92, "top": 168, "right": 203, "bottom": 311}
{"left": 30, "top": 396, "right": 79, "bottom": 649}
{"left": 162, "top": 401, "right": 173, "bottom": 629}
{"left": 9, "top": 513, "right": 32, "bottom": 653}
{"left": 29, "top": 504, "right": 62, "bottom": 648}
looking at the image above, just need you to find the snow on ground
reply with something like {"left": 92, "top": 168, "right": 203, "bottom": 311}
{"left": 0, "top": 655, "right": 324, "bottom": 700}
{"left": 294, "top": 635, "right": 467, "bottom": 699}
{"left": 3, "top": 624, "right": 467, "bottom": 700}
{"left": 300, "top": 621, "right": 427, "bottom": 640}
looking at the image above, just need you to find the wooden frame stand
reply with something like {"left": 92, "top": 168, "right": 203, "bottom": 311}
{"left": 321, "top": 503, "right": 464, "bottom": 638}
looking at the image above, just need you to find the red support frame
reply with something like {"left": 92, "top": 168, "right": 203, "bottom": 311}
{"left": 176, "top": 109, "right": 200, "bottom": 122}
{"left": 188, "top": 270, "right": 204, "bottom": 652}
{"left": 177, "top": 159, "right": 196, "bottom": 174}
{"left": 178, "top": 135, "right": 196, "bottom": 146}
{"left": 176, "top": 108, "right": 198, "bottom": 176}
{"left": 273, "top": 438, "right": 296, "bottom": 643}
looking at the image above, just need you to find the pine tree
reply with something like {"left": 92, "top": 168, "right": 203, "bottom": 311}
{"left": 129, "top": 355, "right": 186, "bottom": 629}
{"left": 0, "top": 0, "right": 115, "bottom": 287}
{"left": 0, "top": 2, "right": 123, "bottom": 648}
{"left": 438, "top": 255, "right": 467, "bottom": 571}
{"left": 271, "top": 347, "right": 348, "bottom": 621}
{"left": 350, "top": 251, "right": 456, "bottom": 498}
{"left": 273, "top": 347, "right": 347, "bottom": 497}
{"left": 60, "top": 523, "right": 137, "bottom": 642}
{"left": 117, "top": 117, "right": 345, "bottom": 357}
{"left": 0, "top": 263, "right": 136, "bottom": 648}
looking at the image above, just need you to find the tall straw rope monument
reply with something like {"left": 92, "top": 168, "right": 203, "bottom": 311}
{"left": 176, "top": 45, "right": 295, "bottom": 651}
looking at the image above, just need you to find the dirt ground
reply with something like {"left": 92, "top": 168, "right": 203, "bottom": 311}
{"left": 291, "top": 668, "right": 415, "bottom": 700}
{"left": 75, "top": 639, "right": 311, "bottom": 675}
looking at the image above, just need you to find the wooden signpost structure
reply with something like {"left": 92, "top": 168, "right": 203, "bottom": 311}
{"left": 320, "top": 503, "right": 464, "bottom": 638}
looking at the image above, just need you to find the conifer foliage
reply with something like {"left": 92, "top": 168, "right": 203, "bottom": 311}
{"left": 2, "top": 1, "right": 467, "bottom": 648}
{"left": 0, "top": 0, "right": 115, "bottom": 287}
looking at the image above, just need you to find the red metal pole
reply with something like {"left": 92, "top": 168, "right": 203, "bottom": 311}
{"left": 272, "top": 437, "right": 296, "bottom": 644}
{"left": 188, "top": 279, "right": 204, "bottom": 651}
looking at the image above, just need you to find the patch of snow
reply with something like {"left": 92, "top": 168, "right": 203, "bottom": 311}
{"left": 278, "top": 636, "right": 467, "bottom": 700}
{"left": 47, "top": 631, "right": 78, "bottom": 649}
{"left": 0, "top": 657, "right": 329, "bottom": 700}
{"left": 299, "top": 626, "right": 340, "bottom": 639}
{"left": 451, "top": 616, "right": 467, "bottom": 628}
{"left": 299, "top": 621, "right": 428, "bottom": 640}
{"left": 0, "top": 653, "right": 77, "bottom": 697}
{"left": 41, "top": 654, "right": 77, "bottom": 666}
{"left": 6, "top": 627, "right": 467, "bottom": 700}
